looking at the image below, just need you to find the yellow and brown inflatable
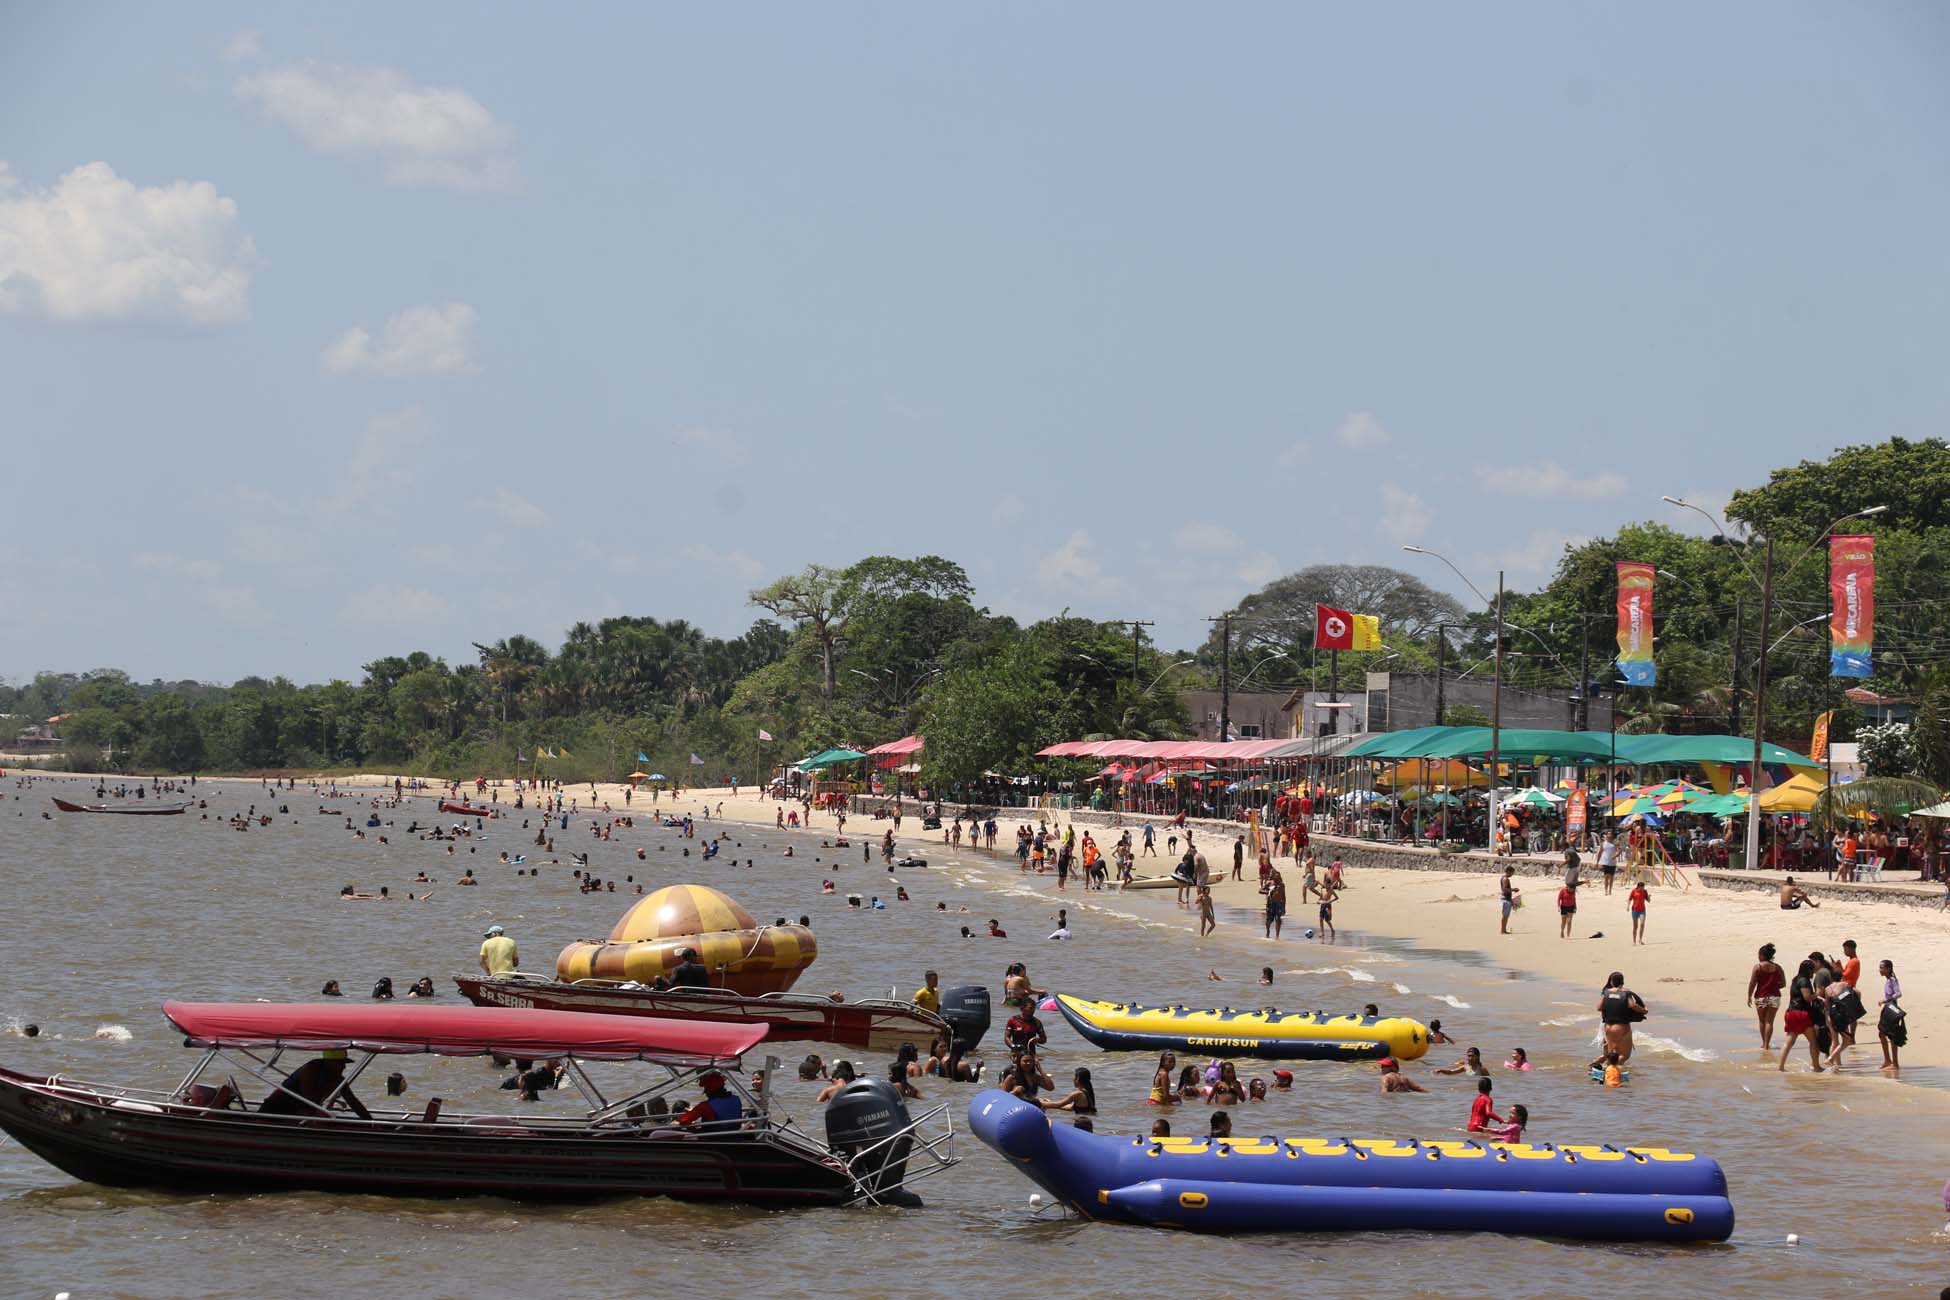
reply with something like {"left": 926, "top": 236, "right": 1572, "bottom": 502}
{"left": 555, "top": 883, "right": 816, "bottom": 995}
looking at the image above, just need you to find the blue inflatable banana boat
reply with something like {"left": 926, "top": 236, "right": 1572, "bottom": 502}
{"left": 969, "top": 1090, "right": 1733, "bottom": 1242}
{"left": 1054, "top": 994, "right": 1428, "bottom": 1061}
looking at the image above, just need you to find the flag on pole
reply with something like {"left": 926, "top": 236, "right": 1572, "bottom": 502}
{"left": 1615, "top": 562, "right": 1657, "bottom": 687}
{"left": 556, "top": 745, "right": 572, "bottom": 759}
{"left": 637, "top": 751, "right": 650, "bottom": 762}
{"left": 516, "top": 750, "right": 527, "bottom": 764}
{"left": 758, "top": 729, "right": 773, "bottom": 742}
{"left": 689, "top": 753, "right": 705, "bottom": 766}
{"left": 1314, "top": 605, "right": 1382, "bottom": 651}
{"left": 1829, "top": 535, "right": 1874, "bottom": 678}
{"left": 1810, "top": 710, "right": 1834, "bottom": 763}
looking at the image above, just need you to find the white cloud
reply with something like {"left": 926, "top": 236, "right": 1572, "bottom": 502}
{"left": 1333, "top": 411, "right": 1391, "bottom": 449}
{"left": 1475, "top": 461, "right": 1626, "bottom": 500}
{"left": 1044, "top": 529, "right": 1107, "bottom": 585}
{"left": 1468, "top": 529, "right": 1589, "bottom": 580}
{"left": 346, "top": 582, "right": 452, "bottom": 627}
{"left": 132, "top": 550, "right": 221, "bottom": 582}
{"left": 1238, "top": 551, "right": 1282, "bottom": 585}
{"left": 474, "top": 487, "right": 548, "bottom": 529}
{"left": 235, "top": 60, "right": 518, "bottom": 191}
{"left": 323, "top": 302, "right": 479, "bottom": 377}
{"left": 677, "top": 543, "right": 765, "bottom": 586}
{"left": 1277, "top": 441, "right": 1312, "bottom": 468}
{"left": 0, "top": 161, "right": 261, "bottom": 325}
{"left": 670, "top": 426, "right": 750, "bottom": 466}
{"left": 318, "top": 406, "right": 435, "bottom": 517}
{"left": 1379, "top": 482, "right": 1430, "bottom": 542}
{"left": 1173, "top": 522, "right": 1240, "bottom": 554}
{"left": 221, "top": 31, "right": 262, "bottom": 63}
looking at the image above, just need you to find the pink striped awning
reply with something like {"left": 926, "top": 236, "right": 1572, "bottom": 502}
{"left": 867, "top": 735, "right": 925, "bottom": 756}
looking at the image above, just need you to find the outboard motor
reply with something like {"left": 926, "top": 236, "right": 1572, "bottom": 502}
{"left": 938, "top": 984, "right": 991, "bottom": 1053}
{"left": 825, "top": 1076, "right": 917, "bottom": 1204}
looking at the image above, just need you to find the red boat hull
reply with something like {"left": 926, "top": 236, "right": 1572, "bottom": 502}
{"left": 455, "top": 977, "right": 945, "bottom": 1052}
{"left": 439, "top": 801, "right": 495, "bottom": 817}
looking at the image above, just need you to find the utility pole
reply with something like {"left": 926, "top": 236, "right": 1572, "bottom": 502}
{"left": 1575, "top": 607, "right": 1590, "bottom": 731}
{"left": 1490, "top": 571, "right": 1504, "bottom": 852}
{"left": 1433, "top": 622, "right": 1454, "bottom": 726}
{"left": 1744, "top": 542, "right": 1774, "bottom": 872}
{"left": 1219, "top": 614, "right": 1232, "bottom": 743}
{"left": 1113, "top": 620, "right": 1155, "bottom": 689}
{"left": 1728, "top": 597, "right": 1743, "bottom": 735}
{"left": 1203, "top": 615, "right": 1237, "bottom": 742}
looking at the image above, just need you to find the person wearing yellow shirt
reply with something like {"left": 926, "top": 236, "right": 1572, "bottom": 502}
{"left": 479, "top": 925, "right": 518, "bottom": 976}
{"left": 912, "top": 969, "right": 941, "bottom": 1014}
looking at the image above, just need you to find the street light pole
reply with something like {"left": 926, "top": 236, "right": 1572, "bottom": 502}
{"left": 1745, "top": 539, "right": 1774, "bottom": 872}
{"left": 1492, "top": 571, "right": 1504, "bottom": 854}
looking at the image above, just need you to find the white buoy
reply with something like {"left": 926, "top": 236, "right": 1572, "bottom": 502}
{"left": 1028, "top": 1193, "right": 1044, "bottom": 1208}
{"left": 1785, "top": 1233, "right": 1800, "bottom": 1245}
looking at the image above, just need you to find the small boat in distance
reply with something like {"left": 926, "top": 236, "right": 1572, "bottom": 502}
{"left": 51, "top": 797, "right": 189, "bottom": 816}
{"left": 455, "top": 974, "right": 959, "bottom": 1053}
{"left": 438, "top": 800, "right": 495, "bottom": 817}
{"left": 0, "top": 1002, "right": 957, "bottom": 1207}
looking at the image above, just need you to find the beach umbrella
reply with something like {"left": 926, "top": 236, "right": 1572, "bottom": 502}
{"left": 1503, "top": 788, "right": 1562, "bottom": 809}
{"left": 629, "top": 771, "right": 648, "bottom": 779}
{"left": 1911, "top": 800, "right": 1950, "bottom": 819}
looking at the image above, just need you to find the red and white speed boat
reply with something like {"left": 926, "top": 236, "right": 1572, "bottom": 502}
{"left": 438, "top": 800, "right": 495, "bottom": 817}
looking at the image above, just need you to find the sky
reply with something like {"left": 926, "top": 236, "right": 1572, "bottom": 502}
{"left": 4, "top": 3, "right": 1948, "bottom": 685}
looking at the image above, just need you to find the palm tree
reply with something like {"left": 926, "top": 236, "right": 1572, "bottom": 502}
{"left": 1810, "top": 777, "right": 1941, "bottom": 834}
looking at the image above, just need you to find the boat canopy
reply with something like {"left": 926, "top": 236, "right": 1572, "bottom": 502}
{"left": 162, "top": 1002, "right": 767, "bottom": 1065}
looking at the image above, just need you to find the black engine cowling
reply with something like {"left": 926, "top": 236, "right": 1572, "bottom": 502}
{"left": 938, "top": 984, "right": 990, "bottom": 1053}
{"left": 824, "top": 1077, "right": 916, "bottom": 1203}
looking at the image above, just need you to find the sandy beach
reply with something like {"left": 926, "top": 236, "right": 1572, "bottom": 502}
{"left": 250, "top": 771, "right": 1944, "bottom": 1078}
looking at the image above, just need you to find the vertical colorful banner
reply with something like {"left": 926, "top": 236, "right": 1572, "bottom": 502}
{"left": 1566, "top": 787, "right": 1589, "bottom": 842}
{"left": 1616, "top": 562, "right": 1657, "bottom": 686}
{"left": 1829, "top": 535, "right": 1874, "bottom": 678}
{"left": 1809, "top": 710, "right": 1833, "bottom": 763}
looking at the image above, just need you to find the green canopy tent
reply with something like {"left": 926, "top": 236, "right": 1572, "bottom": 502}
{"left": 800, "top": 747, "right": 869, "bottom": 769}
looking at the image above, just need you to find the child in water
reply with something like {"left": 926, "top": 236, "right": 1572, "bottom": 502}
{"left": 1489, "top": 1103, "right": 1529, "bottom": 1143}
{"left": 1504, "top": 1047, "right": 1531, "bottom": 1070}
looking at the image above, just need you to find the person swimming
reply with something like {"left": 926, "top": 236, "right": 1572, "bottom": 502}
{"left": 1504, "top": 1047, "right": 1531, "bottom": 1070}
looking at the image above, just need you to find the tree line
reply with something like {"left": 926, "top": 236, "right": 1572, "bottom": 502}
{"left": 6, "top": 439, "right": 1947, "bottom": 789}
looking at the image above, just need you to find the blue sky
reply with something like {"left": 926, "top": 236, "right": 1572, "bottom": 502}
{"left": 4, "top": 3, "right": 1947, "bottom": 684}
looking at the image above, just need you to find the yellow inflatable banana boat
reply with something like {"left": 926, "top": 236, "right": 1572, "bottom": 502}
{"left": 1054, "top": 994, "right": 1428, "bottom": 1061}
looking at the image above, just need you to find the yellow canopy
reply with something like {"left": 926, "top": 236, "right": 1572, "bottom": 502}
{"left": 1757, "top": 772, "right": 1826, "bottom": 813}
{"left": 1373, "top": 758, "right": 1489, "bottom": 790}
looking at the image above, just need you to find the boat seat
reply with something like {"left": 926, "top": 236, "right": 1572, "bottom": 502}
{"left": 421, "top": 1097, "right": 442, "bottom": 1124}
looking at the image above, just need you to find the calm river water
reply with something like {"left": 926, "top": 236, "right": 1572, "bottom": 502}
{"left": 1, "top": 777, "right": 1944, "bottom": 1299}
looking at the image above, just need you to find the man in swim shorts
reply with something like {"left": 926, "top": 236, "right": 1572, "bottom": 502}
{"left": 1498, "top": 866, "right": 1519, "bottom": 934}
{"left": 1779, "top": 877, "right": 1819, "bottom": 909}
{"left": 1263, "top": 866, "right": 1286, "bottom": 939}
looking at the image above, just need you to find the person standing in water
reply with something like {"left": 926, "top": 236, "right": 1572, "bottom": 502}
{"left": 1746, "top": 943, "right": 1785, "bottom": 1050}
{"left": 1598, "top": 971, "right": 1644, "bottom": 1063}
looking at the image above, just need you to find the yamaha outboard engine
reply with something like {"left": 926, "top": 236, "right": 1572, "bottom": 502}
{"left": 825, "top": 1077, "right": 918, "bottom": 1204}
{"left": 938, "top": 984, "right": 991, "bottom": 1053}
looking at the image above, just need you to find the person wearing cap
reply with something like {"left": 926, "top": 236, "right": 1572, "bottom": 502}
{"left": 676, "top": 1070, "right": 743, "bottom": 1128}
{"left": 479, "top": 925, "right": 518, "bottom": 977}
{"left": 260, "top": 1049, "right": 373, "bottom": 1120}
{"left": 670, "top": 948, "right": 712, "bottom": 989}
{"left": 1272, "top": 1068, "right": 1294, "bottom": 1091}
